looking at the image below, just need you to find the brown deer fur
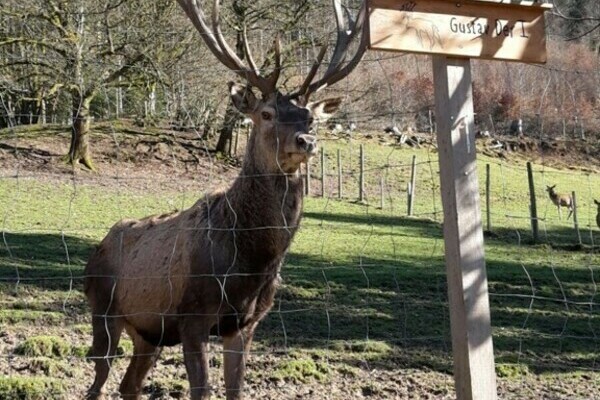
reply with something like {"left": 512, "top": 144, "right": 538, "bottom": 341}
{"left": 84, "top": 85, "right": 342, "bottom": 400}
{"left": 546, "top": 185, "right": 573, "bottom": 220}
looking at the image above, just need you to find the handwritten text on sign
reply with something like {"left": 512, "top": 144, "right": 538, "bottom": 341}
{"left": 368, "top": 0, "right": 549, "bottom": 63}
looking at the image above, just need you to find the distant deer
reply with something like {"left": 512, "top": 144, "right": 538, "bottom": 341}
{"left": 83, "top": 1, "right": 367, "bottom": 399}
{"left": 546, "top": 185, "right": 573, "bottom": 220}
{"left": 594, "top": 200, "right": 600, "bottom": 229}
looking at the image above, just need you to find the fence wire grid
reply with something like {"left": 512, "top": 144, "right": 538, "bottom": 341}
{"left": 1, "top": 19, "right": 600, "bottom": 400}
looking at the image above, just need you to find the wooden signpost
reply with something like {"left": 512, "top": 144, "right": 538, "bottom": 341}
{"left": 366, "top": 1, "right": 551, "bottom": 399}
{"left": 368, "top": 0, "right": 551, "bottom": 62}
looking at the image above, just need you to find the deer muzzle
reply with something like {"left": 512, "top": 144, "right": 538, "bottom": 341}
{"left": 296, "top": 133, "right": 317, "bottom": 155}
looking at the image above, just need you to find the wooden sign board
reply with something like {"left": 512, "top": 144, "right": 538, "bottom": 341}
{"left": 368, "top": 0, "right": 551, "bottom": 63}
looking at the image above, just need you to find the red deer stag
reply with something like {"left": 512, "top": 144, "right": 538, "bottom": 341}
{"left": 546, "top": 185, "right": 573, "bottom": 220}
{"left": 84, "top": 1, "right": 367, "bottom": 399}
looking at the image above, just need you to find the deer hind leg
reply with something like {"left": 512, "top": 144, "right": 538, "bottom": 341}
{"left": 223, "top": 324, "right": 257, "bottom": 400}
{"left": 567, "top": 206, "right": 573, "bottom": 220}
{"left": 86, "top": 316, "right": 124, "bottom": 400}
{"left": 180, "top": 318, "right": 211, "bottom": 400}
{"left": 119, "top": 327, "right": 162, "bottom": 399}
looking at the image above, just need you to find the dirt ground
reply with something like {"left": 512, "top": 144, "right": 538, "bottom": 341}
{"left": 1, "top": 123, "right": 600, "bottom": 399}
{"left": 1, "top": 122, "right": 598, "bottom": 186}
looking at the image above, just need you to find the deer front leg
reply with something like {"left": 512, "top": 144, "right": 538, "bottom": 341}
{"left": 180, "top": 319, "right": 211, "bottom": 400}
{"left": 558, "top": 205, "right": 562, "bottom": 220}
{"left": 223, "top": 325, "right": 256, "bottom": 400}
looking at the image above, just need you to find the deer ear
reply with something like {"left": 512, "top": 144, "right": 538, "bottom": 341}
{"left": 229, "top": 82, "right": 259, "bottom": 114}
{"left": 307, "top": 97, "right": 343, "bottom": 122}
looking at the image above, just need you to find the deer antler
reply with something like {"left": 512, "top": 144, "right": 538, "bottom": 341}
{"left": 178, "top": 0, "right": 366, "bottom": 98}
{"left": 177, "top": 0, "right": 281, "bottom": 95}
{"left": 291, "top": 0, "right": 368, "bottom": 100}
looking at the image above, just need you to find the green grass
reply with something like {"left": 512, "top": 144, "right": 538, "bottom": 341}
{"left": 143, "top": 378, "right": 187, "bottom": 399}
{"left": 0, "top": 309, "right": 65, "bottom": 324}
{"left": 0, "top": 377, "right": 66, "bottom": 400}
{"left": 15, "top": 336, "right": 71, "bottom": 358}
{"left": 273, "top": 357, "right": 330, "bottom": 383}
{"left": 1, "top": 137, "right": 599, "bottom": 389}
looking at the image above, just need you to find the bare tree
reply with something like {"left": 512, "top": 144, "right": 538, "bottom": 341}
{"left": 0, "top": 0, "right": 187, "bottom": 169}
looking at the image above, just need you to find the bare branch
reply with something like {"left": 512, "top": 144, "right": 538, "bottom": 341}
{"left": 565, "top": 21, "right": 600, "bottom": 41}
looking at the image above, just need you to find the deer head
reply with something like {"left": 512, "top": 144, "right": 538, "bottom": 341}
{"left": 546, "top": 185, "right": 556, "bottom": 194}
{"left": 177, "top": 0, "right": 367, "bottom": 174}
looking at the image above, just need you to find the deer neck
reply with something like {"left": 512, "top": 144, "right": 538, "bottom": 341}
{"left": 214, "top": 135, "right": 304, "bottom": 272}
{"left": 228, "top": 144, "right": 304, "bottom": 228}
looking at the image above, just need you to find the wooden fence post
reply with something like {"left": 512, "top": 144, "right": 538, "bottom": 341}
{"left": 305, "top": 162, "right": 311, "bottom": 196}
{"left": 488, "top": 115, "right": 496, "bottom": 136}
{"left": 246, "top": 124, "right": 251, "bottom": 148}
{"left": 380, "top": 174, "right": 385, "bottom": 209}
{"left": 359, "top": 144, "right": 365, "bottom": 202}
{"left": 321, "top": 148, "right": 326, "bottom": 198}
{"left": 429, "top": 109, "right": 434, "bottom": 135}
{"left": 526, "top": 162, "right": 539, "bottom": 243}
{"left": 432, "top": 55, "right": 497, "bottom": 400}
{"left": 233, "top": 123, "right": 240, "bottom": 156}
{"left": 337, "top": 149, "right": 343, "bottom": 199}
{"left": 485, "top": 163, "right": 491, "bottom": 233}
{"left": 407, "top": 155, "right": 417, "bottom": 216}
{"left": 572, "top": 191, "right": 582, "bottom": 245}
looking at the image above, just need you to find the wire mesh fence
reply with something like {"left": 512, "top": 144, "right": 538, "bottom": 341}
{"left": 1, "top": 5, "right": 600, "bottom": 397}
{"left": 1, "top": 111, "right": 599, "bottom": 398}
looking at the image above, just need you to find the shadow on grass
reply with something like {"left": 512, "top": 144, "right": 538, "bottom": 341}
{"left": 0, "top": 232, "right": 95, "bottom": 291}
{"left": 256, "top": 247, "right": 600, "bottom": 375}
{"left": 304, "top": 209, "right": 600, "bottom": 250}
{"left": 1, "top": 228, "right": 599, "bottom": 375}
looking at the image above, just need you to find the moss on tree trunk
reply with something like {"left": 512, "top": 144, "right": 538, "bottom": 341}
{"left": 66, "top": 94, "right": 95, "bottom": 171}
{"left": 215, "top": 100, "right": 239, "bottom": 155}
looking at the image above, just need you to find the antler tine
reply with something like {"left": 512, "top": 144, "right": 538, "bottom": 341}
{"left": 178, "top": 0, "right": 280, "bottom": 94}
{"left": 176, "top": 0, "right": 238, "bottom": 71}
{"left": 265, "top": 34, "right": 282, "bottom": 92}
{"left": 242, "top": 24, "right": 259, "bottom": 76}
{"left": 292, "top": 0, "right": 367, "bottom": 99}
{"left": 211, "top": 0, "right": 269, "bottom": 92}
{"left": 325, "top": 0, "right": 350, "bottom": 76}
{"left": 295, "top": 43, "right": 329, "bottom": 98}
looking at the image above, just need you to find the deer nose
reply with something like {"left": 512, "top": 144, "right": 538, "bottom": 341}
{"left": 296, "top": 134, "right": 317, "bottom": 153}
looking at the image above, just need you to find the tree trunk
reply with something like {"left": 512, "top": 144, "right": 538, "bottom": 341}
{"left": 39, "top": 98, "right": 46, "bottom": 125}
{"left": 215, "top": 101, "right": 239, "bottom": 154}
{"left": 149, "top": 84, "right": 156, "bottom": 116}
{"left": 67, "top": 93, "right": 95, "bottom": 170}
{"left": 216, "top": 0, "right": 245, "bottom": 155}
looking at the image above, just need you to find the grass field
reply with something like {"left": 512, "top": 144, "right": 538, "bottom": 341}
{"left": 1, "top": 128, "right": 599, "bottom": 399}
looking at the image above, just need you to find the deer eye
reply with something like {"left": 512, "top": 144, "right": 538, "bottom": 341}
{"left": 261, "top": 111, "right": 272, "bottom": 121}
